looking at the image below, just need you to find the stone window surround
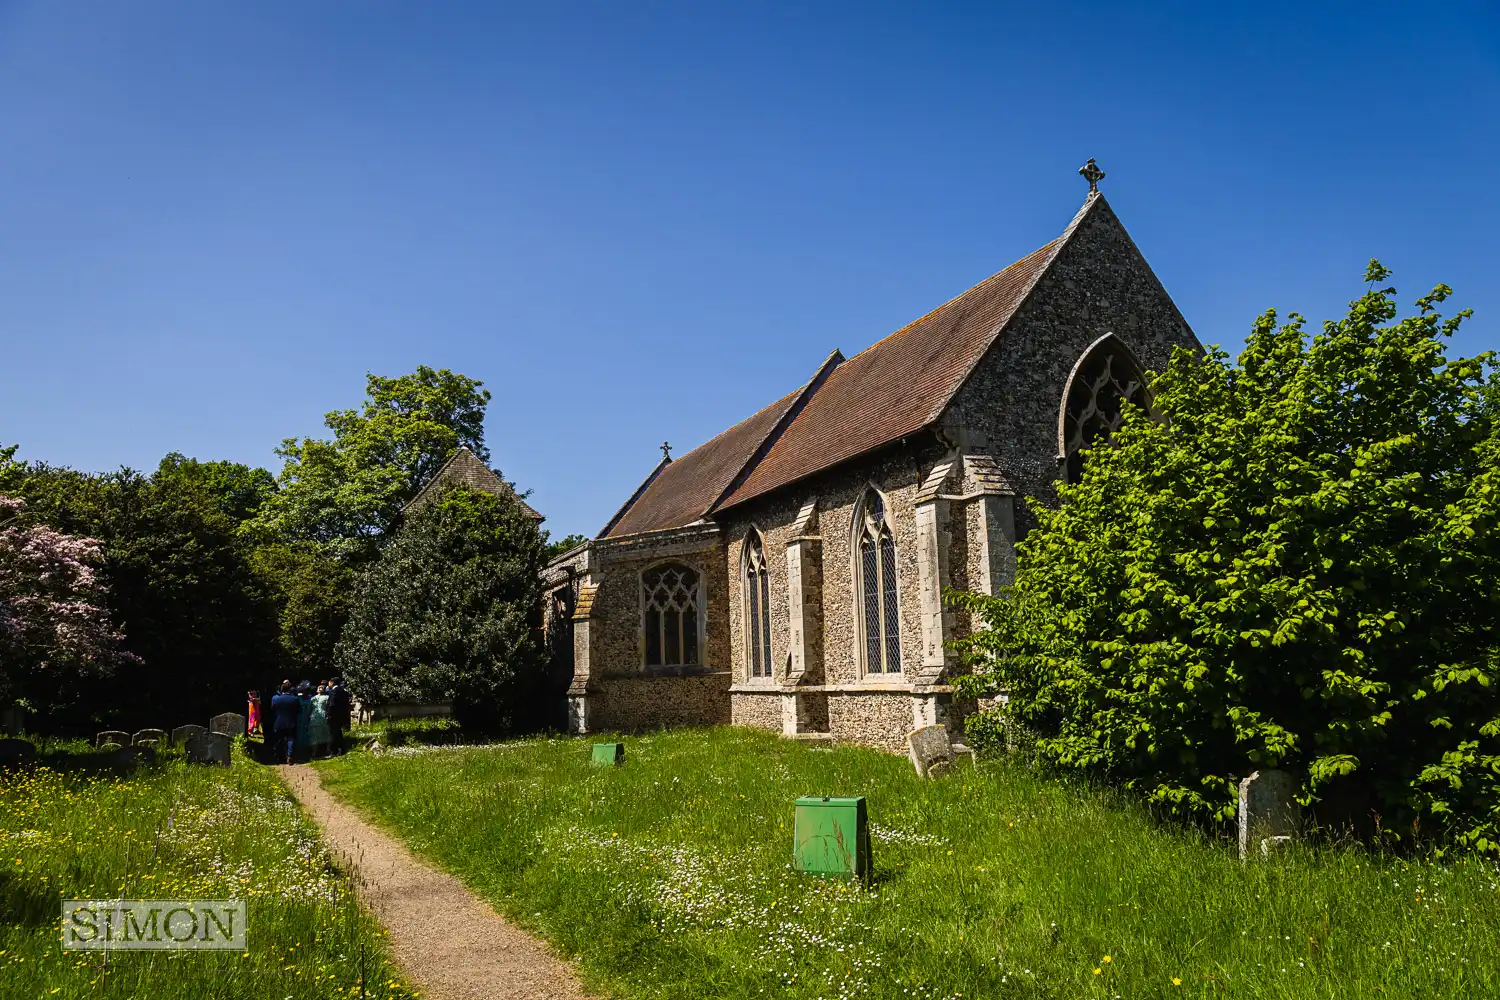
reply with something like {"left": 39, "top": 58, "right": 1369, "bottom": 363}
{"left": 1056, "top": 330, "right": 1150, "bottom": 484}
{"left": 638, "top": 559, "right": 707, "bottom": 670}
{"left": 741, "top": 528, "right": 775, "bottom": 684}
{"left": 850, "top": 485, "right": 905, "bottom": 683}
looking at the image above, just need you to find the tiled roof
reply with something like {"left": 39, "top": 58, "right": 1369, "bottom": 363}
{"left": 718, "top": 235, "right": 1064, "bottom": 510}
{"left": 600, "top": 387, "right": 803, "bottom": 537}
{"left": 599, "top": 196, "right": 1099, "bottom": 539}
{"left": 407, "top": 447, "right": 544, "bottom": 520}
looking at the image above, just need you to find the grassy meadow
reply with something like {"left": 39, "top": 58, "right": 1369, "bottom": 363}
{"left": 319, "top": 726, "right": 1500, "bottom": 1000}
{"left": 0, "top": 746, "right": 418, "bottom": 999}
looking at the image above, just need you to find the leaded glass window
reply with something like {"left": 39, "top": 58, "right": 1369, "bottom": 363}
{"left": 855, "top": 490, "right": 901, "bottom": 674}
{"left": 1061, "top": 336, "right": 1149, "bottom": 483}
{"left": 743, "top": 532, "right": 773, "bottom": 678}
{"left": 642, "top": 563, "right": 701, "bottom": 668}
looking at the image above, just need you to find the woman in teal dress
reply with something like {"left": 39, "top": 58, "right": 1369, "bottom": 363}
{"left": 308, "top": 683, "right": 333, "bottom": 759}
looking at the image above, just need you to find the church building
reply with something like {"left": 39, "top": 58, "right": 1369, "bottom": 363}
{"left": 543, "top": 167, "right": 1201, "bottom": 751}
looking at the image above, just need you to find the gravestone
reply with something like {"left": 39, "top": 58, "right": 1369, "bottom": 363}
{"left": 209, "top": 713, "right": 246, "bottom": 738}
{"left": 98, "top": 742, "right": 123, "bottom": 753}
{"left": 907, "top": 725, "right": 954, "bottom": 778}
{"left": 186, "top": 732, "right": 232, "bottom": 766}
{"left": 1238, "top": 769, "right": 1299, "bottom": 860}
{"left": 0, "top": 738, "right": 38, "bottom": 767}
{"left": 131, "top": 728, "right": 168, "bottom": 746}
{"left": 96, "top": 730, "right": 130, "bottom": 749}
{"left": 171, "top": 724, "right": 207, "bottom": 745}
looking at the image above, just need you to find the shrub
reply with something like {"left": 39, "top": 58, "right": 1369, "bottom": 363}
{"left": 336, "top": 483, "right": 550, "bottom": 733}
{"left": 952, "top": 263, "right": 1500, "bottom": 849}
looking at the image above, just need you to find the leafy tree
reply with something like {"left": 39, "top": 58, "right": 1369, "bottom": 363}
{"left": 0, "top": 493, "right": 135, "bottom": 717}
{"left": 336, "top": 483, "right": 549, "bottom": 732}
{"left": 154, "top": 453, "right": 277, "bottom": 522}
{"left": 4, "top": 464, "right": 279, "bottom": 733}
{"left": 248, "top": 544, "right": 354, "bottom": 675}
{"left": 545, "top": 532, "right": 589, "bottom": 559}
{"left": 953, "top": 263, "right": 1500, "bottom": 849}
{"left": 244, "top": 366, "right": 491, "bottom": 560}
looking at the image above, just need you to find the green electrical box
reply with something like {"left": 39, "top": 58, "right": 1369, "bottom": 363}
{"left": 591, "top": 742, "right": 624, "bottom": 767}
{"left": 794, "top": 796, "right": 871, "bottom": 880}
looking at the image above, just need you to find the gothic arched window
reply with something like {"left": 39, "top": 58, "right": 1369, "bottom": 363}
{"left": 854, "top": 489, "right": 901, "bottom": 675}
{"left": 743, "top": 531, "right": 773, "bottom": 678}
{"left": 642, "top": 563, "right": 701, "bottom": 667}
{"left": 1059, "top": 333, "right": 1149, "bottom": 483}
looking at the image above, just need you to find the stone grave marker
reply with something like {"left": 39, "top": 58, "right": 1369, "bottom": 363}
{"left": 0, "top": 738, "right": 39, "bottom": 767}
{"left": 98, "top": 742, "right": 123, "bottom": 753}
{"left": 132, "top": 729, "right": 168, "bottom": 746}
{"left": 186, "top": 732, "right": 232, "bottom": 766}
{"left": 1238, "top": 769, "right": 1299, "bottom": 859}
{"left": 209, "top": 713, "right": 246, "bottom": 738}
{"left": 907, "top": 725, "right": 954, "bottom": 778}
{"left": 171, "top": 724, "right": 207, "bottom": 745}
{"left": 96, "top": 730, "right": 130, "bottom": 749}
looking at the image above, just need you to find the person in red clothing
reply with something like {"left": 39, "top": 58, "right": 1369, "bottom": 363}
{"left": 246, "top": 690, "right": 262, "bottom": 736}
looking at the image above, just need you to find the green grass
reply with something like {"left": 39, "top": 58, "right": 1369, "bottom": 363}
{"left": 318, "top": 726, "right": 1500, "bottom": 1000}
{"left": 0, "top": 751, "right": 418, "bottom": 999}
{"left": 349, "top": 716, "right": 463, "bottom": 747}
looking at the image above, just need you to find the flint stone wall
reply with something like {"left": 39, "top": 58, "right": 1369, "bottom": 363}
{"left": 591, "top": 672, "right": 732, "bottom": 731}
{"left": 828, "top": 692, "right": 915, "bottom": 754}
{"left": 730, "top": 691, "right": 783, "bottom": 732}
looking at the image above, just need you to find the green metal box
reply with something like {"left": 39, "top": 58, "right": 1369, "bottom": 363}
{"left": 794, "top": 796, "right": 871, "bottom": 880}
{"left": 591, "top": 742, "right": 624, "bottom": 767}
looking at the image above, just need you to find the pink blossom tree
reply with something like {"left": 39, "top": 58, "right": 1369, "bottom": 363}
{"left": 0, "top": 493, "right": 134, "bottom": 710}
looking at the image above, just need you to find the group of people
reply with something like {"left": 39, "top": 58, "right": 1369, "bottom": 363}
{"left": 265, "top": 678, "right": 352, "bottom": 764}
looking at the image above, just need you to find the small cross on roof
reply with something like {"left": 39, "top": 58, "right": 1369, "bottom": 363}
{"left": 1079, "top": 157, "right": 1105, "bottom": 194}
{"left": 660, "top": 441, "right": 672, "bottom": 461}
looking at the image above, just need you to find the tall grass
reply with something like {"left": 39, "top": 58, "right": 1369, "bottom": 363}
{"left": 0, "top": 752, "right": 417, "bottom": 999}
{"left": 321, "top": 727, "right": 1500, "bottom": 1000}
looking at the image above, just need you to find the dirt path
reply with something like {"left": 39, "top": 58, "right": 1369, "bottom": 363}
{"left": 280, "top": 765, "right": 597, "bottom": 1000}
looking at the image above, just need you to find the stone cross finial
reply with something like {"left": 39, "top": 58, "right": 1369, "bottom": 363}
{"left": 660, "top": 441, "right": 672, "bottom": 461}
{"left": 1079, "top": 157, "right": 1105, "bottom": 194}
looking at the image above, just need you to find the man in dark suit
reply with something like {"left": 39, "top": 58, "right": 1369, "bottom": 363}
{"left": 268, "top": 680, "right": 301, "bottom": 765}
{"left": 327, "top": 677, "right": 352, "bottom": 755}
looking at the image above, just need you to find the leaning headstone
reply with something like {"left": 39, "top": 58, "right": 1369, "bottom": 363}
{"left": 95, "top": 730, "right": 130, "bottom": 749}
{"left": 185, "top": 732, "right": 231, "bottom": 766}
{"left": 131, "top": 728, "right": 168, "bottom": 746}
{"left": 1238, "top": 769, "right": 1299, "bottom": 860}
{"left": 0, "top": 738, "right": 39, "bottom": 767}
{"left": 171, "top": 724, "right": 207, "bottom": 746}
{"left": 907, "top": 725, "right": 954, "bottom": 778}
{"left": 209, "top": 713, "right": 246, "bottom": 738}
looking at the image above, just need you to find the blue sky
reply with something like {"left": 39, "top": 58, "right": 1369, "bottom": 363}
{"left": 1, "top": 1, "right": 1496, "bottom": 539}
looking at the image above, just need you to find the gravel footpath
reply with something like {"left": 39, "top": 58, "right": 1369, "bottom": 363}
{"left": 280, "top": 764, "right": 597, "bottom": 1000}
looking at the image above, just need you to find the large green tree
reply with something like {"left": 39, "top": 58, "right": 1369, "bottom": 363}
{"left": 244, "top": 366, "right": 491, "bottom": 560}
{"left": 953, "top": 263, "right": 1500, "bottom": 849}
{"left": 336, "top": 483, "right": 550, "bottom": 732}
